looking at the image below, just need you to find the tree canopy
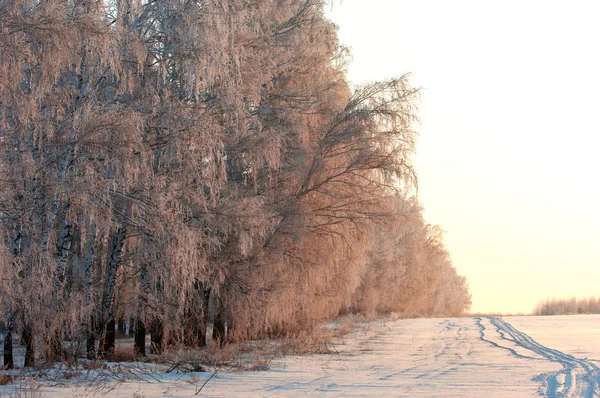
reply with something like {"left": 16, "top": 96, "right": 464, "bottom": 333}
{"left": 0, "top": 0, "right": 470, "bottom": 367}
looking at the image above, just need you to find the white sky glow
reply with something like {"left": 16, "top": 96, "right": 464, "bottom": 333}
{"left": 327, "top": 0, "right": 600, "bottom": 314}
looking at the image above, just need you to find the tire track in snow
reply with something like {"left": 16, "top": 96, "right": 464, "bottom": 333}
{"left": 475, "top": 317, "right": 538, "bottom": 361}
{"left": 483, "top": 317, "right": 600, "bottom": 397}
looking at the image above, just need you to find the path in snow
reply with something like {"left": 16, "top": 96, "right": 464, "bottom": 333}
{"left": 2, "top": 316, "right": 600, "bottom": 397}
{"left": 484, "top": 317, "right": 600, "bottom": 397}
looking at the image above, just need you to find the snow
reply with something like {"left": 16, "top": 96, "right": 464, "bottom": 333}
{"left": 2, "top": 315, "right": 600, "bottom": 397}
{"left": 507, "top": 315, "right": 600, "bottom": 361}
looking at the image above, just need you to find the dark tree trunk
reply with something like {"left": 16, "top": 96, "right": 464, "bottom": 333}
{"left": 183, "top": 316, "right": 203, "bottom": 347}
{"left": 205, "top": 286, "right": 216, "bottom": 348}
{"left": 134, "top": 262, "right": 148, "bottom": 356}
{"left": 86, "top": 315, "right": 96, "bottom": 360}
{"left": 98, "top": 226, "right": 126, "bottom": 349}
{"left": 84, "top": 222, "right": 96, "bottom": 360}
{"left": 22, "top": 323, "right": 35, "bottom": 367}
{"left": 100, "top": 318, "right": 116, "bottom": 358}
{"left": 214, "top": 316, "right": 229, "bottom": 343}
{"left": 3, "top": 321, "right": 14, "bottom": 370}
{"left": 150, "top": 317, "right": 163, "bottom": 354}
{"left": 117, "top": 317, "right": 126, "bottom": 335}
{"left": 49, "top": 327, "right": 63, "bottom": 361}
{"left": 166, "top": 328, "right": 180, "bottom": 348}
{"left": 134, "top": 318, "right": 146, "bottom": 356}
{"left": 128, "top": 317, "right": 135, "bottom": 336}
{"left": 182, "top": 284, "right": 207, "bottom": 348}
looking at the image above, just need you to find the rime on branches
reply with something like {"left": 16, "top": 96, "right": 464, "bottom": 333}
{"left": 0, "top": 0, "right": 470, "bottom": 366}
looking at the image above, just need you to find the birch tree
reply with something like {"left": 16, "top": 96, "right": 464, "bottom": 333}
{"left": 0, "top": 0, "right": 471, "bottom": 364}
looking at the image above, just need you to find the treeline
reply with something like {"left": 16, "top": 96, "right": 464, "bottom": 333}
{"left": 533, "top": 297, "right": 600, "bottom": 316}
{"left": 0, "top": 0, "right": 470, "bottom": 368}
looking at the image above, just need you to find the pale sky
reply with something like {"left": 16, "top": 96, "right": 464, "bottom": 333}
{"left": 327, "top": 1, "right": 600, "bottom": 314}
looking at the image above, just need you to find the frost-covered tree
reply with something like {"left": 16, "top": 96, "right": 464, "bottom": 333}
{"left": 0, "top": 0, "right": 471, "bottom": 366}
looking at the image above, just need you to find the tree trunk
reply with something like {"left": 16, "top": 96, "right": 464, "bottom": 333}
{"left": 3, "top": 320, "right": 14, "bottom": 370}
{"left": 117, "top": 318, "right": 126, "bottom": 335}
{"left": 134, "top": 261, "right": 148, "bottom": 356}
{"left": 128, "top": 317, "right": 135, "bottom": 336}
{"left": 55, "top": 213, "right": 72, "bottom": 291}
{"left": 97, "top": 226, "right": 126, "bottom": 359}
{"left": 166, "top": 328, "right": 180, "bottom": 348}
{"left": 84, "top": 222, "right": 96, "bottom": 359}
{"left": 48, "top": 326, "right": 62, "bottom": 361}
{"left": 134, "top": 318, "right": 146, "bottom": 356}
{"left": 100, "top": 318, "right": 116, "bottom": 357}
{"left": 86, "top": 315, "right": 96, "bottom": 360}
{"left": 205, "top": 287, "right": 216, "bottom": 348}
{"left": 22, "top": 322, "right": 35, "bottom": 367}
{"left": 182, "top": 314, "right": 203, "bottom": 347}
{"left": 222, "top": 320, "right": 229, "bottom": 343}
{"left": 99, "top": 226, "right": 126, "bottom": 324}
{"left": 150, "top": 317, "right": 163, "bottom": 354}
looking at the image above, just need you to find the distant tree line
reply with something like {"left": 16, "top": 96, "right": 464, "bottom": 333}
{"left": 0, "top": 0, "right": 470, "bottom": 369}
{"left": 533, "top": 297, "right": 600, "bottom": 316}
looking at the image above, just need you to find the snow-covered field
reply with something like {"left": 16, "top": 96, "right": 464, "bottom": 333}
{"left": 2, "top": 315, "right": 599, "bottom": 397}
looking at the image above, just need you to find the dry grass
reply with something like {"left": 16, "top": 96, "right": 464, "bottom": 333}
{"left": 158, "top": 316, "right": 363, "bottom": 373}
{"left": 243, "top": 354, "right": 272, "bottom": 371}
{"left": 275, "top": 328, "right": 335, "bottom": 356}
{"left": 161, "top": 344, "right": 240, "bottom": 371}
{"left": 468, "top": 312, "right": 526, "bottom": 317}
{"left": 0, "top": 373, "right": 15, "bottom": 386}
{"left": 0, "top": 316, "right": 365, "bottom": 397}
{"left": 105, "top": 345, "right": 138, "bottom": 362}
{"left": 533, "top": 297, "right": 600, "bottom": 316}
{"left": 163, "top": 343, "right": 272, "bottom": 372}
{"left": 82, "top": 360, "right": 109, "bottom": 370}
{"left": 0, "top": 316, "right": 374, "bottom": 398}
